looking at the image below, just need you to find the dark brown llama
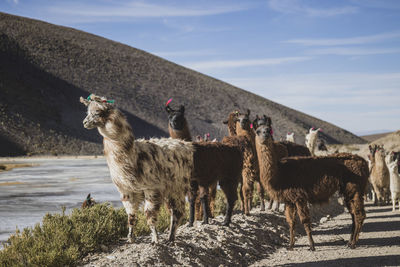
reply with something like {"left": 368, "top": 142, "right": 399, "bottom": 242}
{"left": 165, "top": 101, "right": 217, "bottom": 221}
{"left": 253, "top": 114, "right": 311, "bottom": 211}
{"left": 223, "top": 110, "right": 262, "bottom": 214}
{"left": 255, "top": 124, "right": 368, "bottom": 250}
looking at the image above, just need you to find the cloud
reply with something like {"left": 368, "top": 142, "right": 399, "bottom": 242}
{"left": 184, "top": 57, "right": 311, "bottom": 71}
{"left": 284, "top": 32, "right": 400, "bottom": 46}
{"left": 306, "top": 47, "right": 400, "bottom": 56}
{"left": 268, "top": 0, "right": 358, "bottom": 17}
{"left": 223, "top": 72, "right": 400, "bottom": 133}
{"left": 45, "top": 1, "right": 248, "bottom": 22}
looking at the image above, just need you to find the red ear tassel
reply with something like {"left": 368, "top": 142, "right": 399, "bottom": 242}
{"left": 166, "top": 98, "right": 173, "bottom": 106}
{"left": 270, "top": 129, "right": 274, "bottom": 135}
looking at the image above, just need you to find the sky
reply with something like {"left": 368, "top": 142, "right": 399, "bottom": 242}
{"left": 1, "top": 0, "right": 400, "bottom": 135}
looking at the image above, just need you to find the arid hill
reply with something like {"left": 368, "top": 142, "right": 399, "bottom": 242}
{"left": 0, "top": 12, "right": 366, "bottom": 156}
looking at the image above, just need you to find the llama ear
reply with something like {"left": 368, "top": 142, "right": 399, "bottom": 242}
{"left": 179, "top": 105, "right": 185, "bottom": 114}
{"left": 246, "top": 109, "right": 250, "bottom": 116}
{"left": 165, "top": 105, "right": 173, "bottom": 113}
{"left": 223, "top": 120, "right": 228, "bottom": 124}
{"left": 80, "top": 97, "right": 90, "bottom": 106}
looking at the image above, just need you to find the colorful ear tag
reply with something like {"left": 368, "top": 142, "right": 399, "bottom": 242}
{"left": 250, "top": 123, "right": 253, "bottom": 129}
{"left": 87, "top": 94, "right": 93, "bottom": 100}
{"left": 166, "top": 98, "right": 173, "bottom": 106}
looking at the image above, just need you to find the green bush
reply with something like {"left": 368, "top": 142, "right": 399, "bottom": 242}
{"left": 0, "top": 203, "right": 180, "bottom": 267}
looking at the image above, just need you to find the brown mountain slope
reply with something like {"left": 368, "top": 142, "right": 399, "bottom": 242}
{"left": 0, "top": 12, "right": 366, "bottom": 156}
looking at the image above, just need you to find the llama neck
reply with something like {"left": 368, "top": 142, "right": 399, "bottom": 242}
{"left": 168, "top": 120, "right": 192, "bottom": 141}
{"left": 256, "top": 137, "right": 280, "bottom": 186}
{"left": 98, "top": 109, "right": 135, "bottom": 153}
{"left": 374, "top": 152, "right": 387, "bottom": 168}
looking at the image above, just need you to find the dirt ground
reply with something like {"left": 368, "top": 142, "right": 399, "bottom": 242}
{"left": 252, "top": 203, "right": 400, "bottom": 266}
{"left": 81, "top": 199, "right": 400, "bottom": 267}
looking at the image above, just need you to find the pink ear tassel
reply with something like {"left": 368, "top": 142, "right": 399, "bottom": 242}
{"left": 270, "top": 129, "right": 274, "bottom": 135}
{"left": 166, "top": 98, "right": 173, "bottom": 106}
{"left": 250, "top": 123, "right": 253, "bottom": 129}
{"left": 207, "top": 133, "right": 210, "bottom": 137}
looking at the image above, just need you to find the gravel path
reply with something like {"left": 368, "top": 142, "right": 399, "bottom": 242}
{"left": 82, "top": 201, "right": 400, "bottom": 266}
{"left": 252, "top": 203, "right": 400, "bottom": 267}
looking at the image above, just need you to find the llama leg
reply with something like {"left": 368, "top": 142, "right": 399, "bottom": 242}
{"left": 346, "top": 193, "right": 366, "bottom": 248}
{"left": 144, "top": 191, "right": 162, "bottom": 244}
{"left": 295, "top": 202, "right": 315, "bottom": 251}
{"left": 188, "top": 181, "right": 199, "bottom": 227}
{"left": 274, "top": 200, "right": 280, "bottom": 211}
{"left": 285, "top": 203, "right": 297, "bottom": 250}
{"left": 392, "top": 193, "right": 396, "bottom": 212}
{"left": 167, "top": 197, "right": 185, "bottom": 242}
{"left": 267, "top": 197, "right": 274, "bottom": 210}
{"left": 242, "top": 182, "right": 251, "bottom": 215}
{"left": 208, "top": 183, "right": 217, "bottom": 218}
{"left": 239, "top": 182, "right": 245, "bottom": 212}
{"left": 195, "top": 196, "right": 203, "bottom": 221}
{"left": 198, "top": 186, "right": 209, "bottom": 225}
{"left": 257, "top": 182, "right": 265, "bottom": 211}
{"left": 121, "top": 192, "right": 143, "bottom": 243}
{"left": 220, "top": 179, "right": 238, "bottom": 226}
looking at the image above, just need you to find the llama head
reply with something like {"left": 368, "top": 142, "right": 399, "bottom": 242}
{"left": 165, "top": 103, "right": 186, "bottom": 131}
{"left": 236, "top": 109, "right": 251, "bottom": 131}
{"left": 223, "top": 111, "right": 239, "bottom": 135}
{"left": 80, "top": 94, "right": 114, "bottom": 129}
{"left": 254, "top": 124, "right": 274, "bottom": 144}
{"left": 253, "top": 114, "right": 272, "bottom": 130}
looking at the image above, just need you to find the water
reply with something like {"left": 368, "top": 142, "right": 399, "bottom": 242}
{"left": 0, "top": 157, "right": 121, "bottom": 244}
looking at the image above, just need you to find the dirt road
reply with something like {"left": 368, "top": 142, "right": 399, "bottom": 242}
{"left": 252, "top": 203, "right": 400, "bottom": 266}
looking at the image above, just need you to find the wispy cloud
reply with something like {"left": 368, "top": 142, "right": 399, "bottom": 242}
{"left": 184, "top": 57, "right": 311, "bottom": 71}
{"left": 45, "top": 1, "right": 248, "bottom": 22}
{"left": 224, "top": 72, "right": 400, "bottom": 132}
{"left": 268, "top": 0, "right": 358, "bottom": 17}
{"left": 307, "top": 47, "right": 400, "bottom": 56}
{"left": 284, "top": 32, "right": 400, "bottom": 46}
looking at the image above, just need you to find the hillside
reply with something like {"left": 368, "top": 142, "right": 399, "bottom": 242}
{"left": 360, "top": 132, "right": 391, "bottom": 142}
{"left": 0, "top": 12, "right": 366, "bottom": 156}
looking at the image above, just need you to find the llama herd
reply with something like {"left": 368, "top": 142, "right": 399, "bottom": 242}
{"left": 80, "top": 93, "right": 386, "bottom": 251}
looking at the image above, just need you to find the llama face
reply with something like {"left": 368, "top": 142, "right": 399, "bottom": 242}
{"left": 236, "top": 110, "right": 251, "bottom": 130}
{"left": 253, "top": 114, "right": 272, "bottom": 129}
{"left": 255, "top": 125, "right": 273, "bottom": 144}
{"left": 80, "top": 95, "right": 112, "bottom": 129}
{"left": 166, "top": 105, "right": 185, "bottom": 130}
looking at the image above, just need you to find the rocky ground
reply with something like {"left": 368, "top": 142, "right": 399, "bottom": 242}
{"left": 81, "top": 197, "right": 354, "bottom": 266}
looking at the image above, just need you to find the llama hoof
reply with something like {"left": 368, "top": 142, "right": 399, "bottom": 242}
{"left": 286, "top": 246, "right": 294, "bottom": 251}
{"left": 347, "top": 242, "right": 356, "bottom": 249}
{"left": 201, "top": 221, "right": 209, "bottom": 225}
{"left": 127, "top": 237, "right": 134, "bottom": 243}
{"left": 309, "top": 246, "right": 315, "bottom": 251}
{"left": 222, "top": 221, "right": 230, "bottom": 227}
{"left": 187, "top": 223, "right": 194, "bottom": 227}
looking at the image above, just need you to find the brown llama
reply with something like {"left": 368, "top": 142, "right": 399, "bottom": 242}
{"left": 253, "top": 114, "right": 311, "bottom": 211}
{"left": 223, "top": 110, "right": 262, "bottom": 214}
{"left": 190, "top": 141, "right": 243, "bottom": 226}
{"left": 165, "top": 100, "right": 217, "bottom": 221}
{"left": 254, "top": 124, "right": 368, "bottom": 250}
{"left": 80, "top": 94, "right": 193, "bottom": 244}
{"left": 369, "top": 144, "right": 390, "bottom": 205}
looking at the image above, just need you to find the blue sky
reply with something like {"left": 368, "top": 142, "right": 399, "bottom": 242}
{"left": 2, "top": 0, "right": 400, "bottom": 135}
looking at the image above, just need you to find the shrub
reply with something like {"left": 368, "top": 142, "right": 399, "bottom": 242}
{"left": 0, "top": 202, "right": 179, "bottom": 267}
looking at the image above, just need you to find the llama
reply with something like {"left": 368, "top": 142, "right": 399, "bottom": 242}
{"left": 286, "top": 132, "right": 295, "bottom": 143}
{"left": 253, "top": 115, "right": 311, "bottom": 211}
{"left": 369, "top": 145, "right": 390, "bottom": 206}
{"left": 165, "top": 100, "right": 217, "bottom": 222}
{"left": 81, "top": 94, "right": 194, "bottom": 244}
{"left": 81, "top": 193, "right": 96, "bottom": 208}
{"left": 254, "top": 123, "right": 368, "bottom": 250}
{"left": 223, "top": 110, "right": 262, "bottom": 214}
{"left": 387, "top": 156, "right": 400, "bottom": 212}
{"left": 305, "top": 127, "right": 322, "bottom": 156}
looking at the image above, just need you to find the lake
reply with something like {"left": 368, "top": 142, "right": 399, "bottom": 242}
{"left": 0, "top": 157, "right": 121, "bottom": 244}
